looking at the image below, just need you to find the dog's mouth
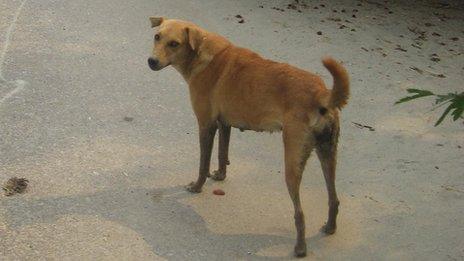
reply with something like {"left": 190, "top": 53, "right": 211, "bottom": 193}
{"left": 149, "top": 63, "right": 168, "bottom": 71}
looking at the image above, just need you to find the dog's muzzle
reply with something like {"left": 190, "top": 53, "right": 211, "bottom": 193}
{"left": 147, "top": 57, "right": 161, "bottom": 71}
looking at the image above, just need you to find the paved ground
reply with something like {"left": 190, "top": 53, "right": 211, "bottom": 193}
{"left": 1, "top": 0, "right": 463, "bottom": 260}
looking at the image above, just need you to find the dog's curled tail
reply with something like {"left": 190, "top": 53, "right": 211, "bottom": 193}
{"left": 322, "top": 57, "right": 350, "bottom": 110}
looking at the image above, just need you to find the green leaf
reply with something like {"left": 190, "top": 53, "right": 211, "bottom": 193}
{"left": 395, "top": 89, "right": 435, "bottom": 104}
{"left": 453, "top": 94, "right": 464, "bottom": 107}
{"left": 435, "top": 94, "right": 455, "bottom": 104}
{"left": 451, "top": 107, "right": 463, "bottom": 121}
{"left": 406, "top": 89, "right": 435, "bottom": 96}
{"left": 395, "top": 95, "right": 422, "bottom": 104}
{"left": 435, "top": 104, "right": 454, "bottom": 126}
{"left": 395, "top": 89, "right": 463, "bottom": 126}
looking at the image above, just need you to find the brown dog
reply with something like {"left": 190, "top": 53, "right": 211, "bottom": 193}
{"left": 147, "top": 17, "right": 349, "bottom": 257}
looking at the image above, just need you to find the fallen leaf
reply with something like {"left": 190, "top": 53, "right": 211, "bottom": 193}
{"left": 395, "top": 45, "right": 407, "bottom": 52}
{"left": 352, "top": 122, "right": 375, "bottom": 131}
{"left": 410, "top": 66, "right": 424, "bottom": 74}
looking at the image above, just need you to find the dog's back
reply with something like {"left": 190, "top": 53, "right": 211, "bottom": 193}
{"left": 190, "top": 44, "right": 349, "bottom": 132}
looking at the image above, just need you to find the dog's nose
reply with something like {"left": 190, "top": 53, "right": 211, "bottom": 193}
{"left": 147, "top": 57, "right": 159, "bottom": 70}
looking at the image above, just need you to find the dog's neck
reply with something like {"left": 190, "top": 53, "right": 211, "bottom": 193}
{"left": 173, "top": 31, "right": 231, "bottom": 82}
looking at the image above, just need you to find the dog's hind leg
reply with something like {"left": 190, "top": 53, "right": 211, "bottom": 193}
{"left": 186, "top": 123, "right": 217, "bottom": 193}
{"left": 315, "top": 121, "right": 340, "bottom": 235}
{"left": 283, "top": 122, "right": 313, "bottom": 257}
{"left": 210, "top": 121, "right": 231, "bottom": 181}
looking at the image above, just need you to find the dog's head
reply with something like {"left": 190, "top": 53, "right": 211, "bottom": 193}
{"left": 147, "top": 17, "right": 205, "bottom": 71}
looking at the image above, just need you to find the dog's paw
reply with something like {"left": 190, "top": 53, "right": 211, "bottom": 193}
{"left": 294, "top": 242, "right": 307, "bottom": 257}
{"left": 185, "top": 182, "right": 202, "bottom": 193}
{"left": 210, "top": 170, "right": 226, "bottom": 181}
{"left": 321, "top": 223, "right": 336, "bottom": 235}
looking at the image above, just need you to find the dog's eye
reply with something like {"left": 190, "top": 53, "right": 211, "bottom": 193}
{"left": 168, "top": 41, "right": 179, "bottom": 48}
{"left": 154, "top": 34, "right": 160, "bottom": 41}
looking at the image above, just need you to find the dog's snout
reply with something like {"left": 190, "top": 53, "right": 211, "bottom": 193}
{"left": 148, "top": 57, "right": 158, "bottom": 66}
{"left": 148, "top": 57, "right": 159, "bottom": 70}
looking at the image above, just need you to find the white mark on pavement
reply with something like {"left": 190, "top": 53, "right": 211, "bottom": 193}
{"left": 0, "top": 0, "right": 27, "bottom": 75}
{"left": 0, "top": 0, "right": 28, "bottom": 106}
{"left": 0, "top": 79, "right": 27, "bottom": 104}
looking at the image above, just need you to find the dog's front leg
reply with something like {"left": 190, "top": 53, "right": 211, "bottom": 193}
{"left": 210, "top": 121, "right": 231, "bottom": 181}
{"left": 186, "top": 123, "right": 217, "bottom": 193}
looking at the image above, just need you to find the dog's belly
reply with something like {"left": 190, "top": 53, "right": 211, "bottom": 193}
{"left": 214, "top": 86, "right": 284, "bottom": 132}
{"left": 225, "top": 117, "right": 283, "bottom": 133}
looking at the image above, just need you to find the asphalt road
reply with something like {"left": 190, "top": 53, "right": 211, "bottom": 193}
{"left": 1, "top": 0, "right": 463, "bottom": 260}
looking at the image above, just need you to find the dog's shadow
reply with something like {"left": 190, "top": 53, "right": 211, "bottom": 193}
{"left": 1, "top": 185, "right": 325, "bottom": 259}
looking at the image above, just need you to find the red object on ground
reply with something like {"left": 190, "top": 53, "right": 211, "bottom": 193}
{"left": 213, "top": 189, "right": 225, "bottom": 195}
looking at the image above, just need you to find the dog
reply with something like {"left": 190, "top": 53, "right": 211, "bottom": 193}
{"left": 147, "top": 17, "right": 349, "bottom": 257}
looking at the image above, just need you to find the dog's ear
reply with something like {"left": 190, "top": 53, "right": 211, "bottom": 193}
{"left": 149, "top": 17, "right": 164, "bottom": 28}
{"left": 186, "top": 26, "right": 203, "bottom": 52}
